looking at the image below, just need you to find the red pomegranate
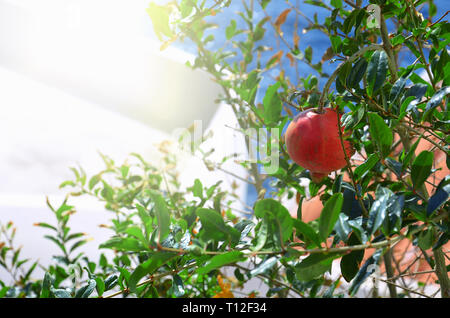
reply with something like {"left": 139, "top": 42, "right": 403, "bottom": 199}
{"left": 284, "top": 107, "right": 354, "bottom": 182}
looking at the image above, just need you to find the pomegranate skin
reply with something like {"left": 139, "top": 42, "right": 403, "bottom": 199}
{"left": 285, "top": 108, "right": 354, "bottom": 175}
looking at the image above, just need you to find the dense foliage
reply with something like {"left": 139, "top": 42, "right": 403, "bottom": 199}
{"left": 1, "top": 0, "right": 449, "bottom": 298}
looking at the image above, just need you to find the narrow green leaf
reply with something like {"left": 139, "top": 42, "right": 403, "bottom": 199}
{"left": 125, "top": 226, "right": 147, "bottom": 244}
{"left": 95, "top": 277, "right": 105, "bottom": 297}
{"left": 0, "top": 286, "right": 9, "bottom": 298}
{"left": 197, "top": 208, "right": 240, "bottom": 244}
{"left": 389, "top": 76, "right": 408, "bottom": 104}
{"left": 99, "top": 237, "right": 147, "bottom": 252}
{"left": 340, "top": 233, "right": 364, "bottom": 282}
{"left": 75, "top": 279, "right": 96, "bottom": 298}
{"left": 354, "top": 153, "right": 380, "bottom": 181}
{"left": 34, "top": 222, "right": 57, "bottom": 232}
{"left": 254, "top": 199, "right": 293, "bottom": 243}
{"left": 172, "top": 274, "right": 185, "bottom": 297}
{"left": 318, "top": 193, "right": 344, "bottom": 242}
{"left": 418, "top": 229, "right": 434, "bottom": 250}
{"left": 197, "top": 251, "right": 244, "bottom": 275}
{"left": 334, "top": 213, "right": 351, "bottom": 243}
{"left": 225, "top": 19, "right": 237, "bottom": 40}
{"left": 293, "top": 219, "right": 321, "bottom": 248}
{"left": 423, "top": 86, "right": 450, "bottom": 121}
{"left": 347, "top": 58, "right": 368, "bottom": 89}
{"left": 88, "top": 174, "right": 102, "bottom": 190}
{"left": 50, "top": 287, "right": 71, "bottom": 298}
{"left": 349, "top": 249, "right": 382, "bottom": 296}
{"left": 368, "top": 112, "right": 393, "bottom": 158}
{"left": 367, "top": 187, "right": 393, "bottom": 236}
{"left": 411, "top": 151, "right": 434, "bottom": 190}
{"left": 149, "top": 190, "right": 171, "bottom": 242}
{"left": 128, "top": 252, "right": 177, "bottom": 293}
{"left": 147, "top": 2, "right": 174, "bottom": 41}
{"left": 295, "top": 253, "right": 341, "bottom": 281}
{"left": 427, "top": 176, "right": 450, "bottom": 216}
{"left": 263, "top": 82, "right": 282, "bottom": 126}
{"left": 400, "top": 135, "right": 422, "bottom": 169}
{"left": 253, "top": 217, "right": 269, "bottom": 251}
{"left": 192, "top": 179, "right": 203, "bottom": 198}
{"left": 104, "top": 274, "right": 119, "bottom": 291}
{"left": 382, "top": 194, "right": 404, "bottom": 235}
{"left": 250, "top": 257, "right": 278, "bottom": 277}
{"left": 366, "top": 50, "right": 388, "bottom": 96}
{"left": 40, "top": 272, "right": 53, "bottom": 298}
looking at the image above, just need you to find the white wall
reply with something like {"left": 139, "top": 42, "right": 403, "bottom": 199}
{"left": 0, "top": 0, "right": 249, "bottom": 285}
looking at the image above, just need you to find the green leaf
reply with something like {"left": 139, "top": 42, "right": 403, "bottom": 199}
{"left": 368, "top": 112, "right": 393, "bottom": 159}
{"left": 261, "top": 0, "right": 271, "bottom": 9}
{"left": 366, "top": 50, "right": 388, "bottom": 97}
{"left": 50, "top": 287, "right": 71, "bottom": 298}
{"left": 197, "top": 208, "right": 240, "bottom": 244}
{"left": 225, "top": 19, "right": 237, "bottom": 40}
{"left": 149, "top": 190, "right": 171, "bottom": 242}
{"left": 342, "top": 105, "right": 365, "bottom": 129}
{"left": 172, "top": 274, "right": 185, "bottom": 297}
{"left": 411, "top": 151, "right": 434, "bottom": 190}
{"left": 192, "top": 179, "right": 203, "bottom": 198}
{"left": 40, "top": 272, "right": 54, "bottom": 298}
{"left": 88, "top": 174, "right": 102, "bottom": 190}
{"left": 197, "top": 251, "right": 245, "bottom": 275}
{"left": 367, "top": 187, "right": 393, "bottom": 236}
{"left": 400, "top": 135, "right": 422, "bottom": 170}
{"left": 99, "top": 237, "right": 147, "bottom": 252}
{"left": 418, "top": 229, "right": 434, "bottom": 250}
{"left": 382, "top": 194, "right": 404, "bottom": 236}
{"left": 427, "top": 176, "right": 450, "bottom": 216}
{"left": 95, "top": 277, "right": 105, "bottom": 297}
{"left": 147, "top": 2, "right": 174, "bottom": 41}
{"left": 349, "top": 249, "right": 382, "bottom": 296}
{"left": 263, "top": 82, "right": 282, "bottom": 126}
{"left": 128, "top": 252, "right": 177, "bottom": 293}
{"left": 75, "top": 279, "right": 96, "bottom": 298}
{"left": 330, "top": 35, "right": 342, "bottom": 54}
{"left": 334, "top": 213, "right": 351, "bottom": 243}
{"left": 250, "top": 257, "right": 278, "bottom": 277}
{"left": 348, "top": 217, "right": 368, "bottom": 244}
{"left": 423, "top": 86, "right": 450, "bottom": 121}
{"left": 295, "top": 253, "right": 341, "bottom": 281}
{"left": 342, "top": 8, "right": 358, "bottom": 34}
{"left": 135, "top": 204, "right": 152, "bottom": 235}
{"left": 340, "top": 233, "right": 364, "bottom": 282}
{"left": 353, "top": 153, "right": 380, "bottom": 181}
{"left": 318, "top": 193, "right": 344, "bottom": 242}
{"left": 34, "top": 222, "right": 57, "bottom": 232}
{"left": 332, "top": 174, "right": 343, "bottom": 194}
{"left": 254, "top": 199, "right": 293, "bottom": 244}
{"left": 305, "top": 46, "right": 313, "bottom": 63}
{"left": 104, "top": 274, "right": 119, "bottom": 291}
{"left": 347, "top": 58, "right": 368, "bottom": 89}
{"left": 125, "top": 226, "right": 147, "bottom": 244}
{"left": 331, "top": 0, "right": 342, "bottom": 8}
{"left": 293, "top": 219, "right": 321, "bottom": 248}
{"left": 0, "top": 286, "right": 9, "bottom": 298}
{"left": 253, "top": 217, "right": 269, "bottom": 251}
{"left": 389, "top": 76, "right": 408, "bottom": 105}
